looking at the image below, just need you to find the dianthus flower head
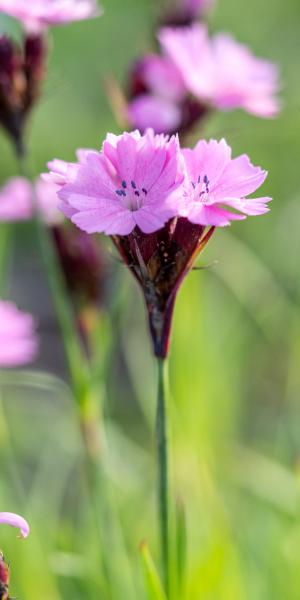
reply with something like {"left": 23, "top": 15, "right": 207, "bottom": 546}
{"left": 0, "top": 300, "right": 38, "bottom": 367}
{"left": 47, "top": 131, "right": 271, "bottom": 357}
{"left": 179, "top": 138, "right": 271, "bottom": 226}
{"left": 159, "top": 24, "right": 280, "bottom": 118}
{"left": 0, "top": 512, "right": 30, "bottom": 538}
{"left": 56, "top": 129, "right": 184, "bottom": 235}
{"left": 0, "top": 0, "right": 102, "bottom": 33}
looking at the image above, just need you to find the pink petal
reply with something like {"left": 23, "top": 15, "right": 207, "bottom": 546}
{"left": 128, "top": 94, "right": 182, "bottom": 134}
{"left": 182, "top": 138, "right": 231, "bottom": 187}
{"left": 0, "top": 512, "right": 30, "bottom": 538}
{"left": 187, "top": 204, "right": 246, "bottom": 226}
{"left": 214, "top": 154, "right": 267, "bottom": 199}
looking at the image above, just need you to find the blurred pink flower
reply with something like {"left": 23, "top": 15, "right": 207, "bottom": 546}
{"left": 0, "top": 177, "right": 32, "bottom": 221}
{"left": 127, "top": 55, "right": 186, "bottom": 133}
{"left": 0, "top": 512, "right": 30, "bottom": 538}
{"left": 0, "top": 0, "right": 102, "bottom": 32}
{"left": 35, "top": 177, "right": 64, "bottom": 225}
{"left": 0, "top": 300, "right": 38, "bottom": 367}
{"left": 159, "top": 24, "right": 280, "bottom": 118}
{"left": 0, "top": 176, "right": 63, "bottom": 224}
{"left": 129, "top": 55, "right": 186, "bottom": 102}
{"left": 55, "top": 130, "right": 184, "bottom": 235}
{"left": 180, "top": 139, "right": 271, "bottom": 226}
{"left": 128, "top": 94, "right": 182, "bottom": 134}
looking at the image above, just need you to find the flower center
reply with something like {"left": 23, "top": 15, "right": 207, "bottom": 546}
{"left": 191, "top": 174, "right": 210, "bottom": 203}
{"left": 115, "top": 179, "right": 148, "bottom": 212}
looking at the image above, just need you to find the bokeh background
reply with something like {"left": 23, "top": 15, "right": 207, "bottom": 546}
{"left": 1, "top": 0, "right": 300, "bottom": 598}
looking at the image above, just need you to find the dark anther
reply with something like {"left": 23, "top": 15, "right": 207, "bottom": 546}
{"left": 122, "top": 180, "right": 127, "bottom": 188}
{"left": 203, "top": 174, "right": 209, "bottom": 192}
{"left": 131, "top": 180, "right": 137, "bottom": 189}
{"left": 142, "top": 188, "right": 147, "bottom": 194}
{"left": 134, "top": 190, "right": 140, "bottom": 196}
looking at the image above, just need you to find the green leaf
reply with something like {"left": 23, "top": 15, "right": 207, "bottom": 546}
{"left": 139, "top": 542, "right": 168, "bottom": 600}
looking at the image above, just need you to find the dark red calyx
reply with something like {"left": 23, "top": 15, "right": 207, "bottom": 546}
{"left": 112, "top": 218, "right": 214, "bottom": 357}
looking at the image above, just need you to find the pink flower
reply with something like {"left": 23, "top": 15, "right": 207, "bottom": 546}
{"left": 0, "top": 512, "right": 30, "bottom": 538}
{"left": 0, "top": 300, "right": 38, "bottom": 367}
{"left": 0, "top": 0, "right": 102, "bottom": 32}
{"left": 159, "top": 24, "right": 280, "bottom": 118}
{"left": 127, "top": 55, "right": 187, "bottom": 134}
{"left": 130, "top": 55, "right": 186, "bottom": 103}
{"left": 128, "top": 95, "right": 182, "bottom": 134}
{"left": 180, "top": 139, "right": 271, "bottom": 226}
{"left": 46, "top": 131, "right": 271, "bottom": 357}
{"left": 0, "top": 178, "right": 32, "bottom": 221}
{"left": 0, "top": 176, "right": 63, "bottom": 224}
{"left": 56, "top": 130, "right": 184, "bottom": 235}
{"left": 35, "top": 177, "right": 64, "bottom": 225}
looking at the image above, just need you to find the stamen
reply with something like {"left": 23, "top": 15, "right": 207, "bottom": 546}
{"left": 122, "top": 180, "right": 127, "bottom": 188}
{"left": 131, "top": 180, "right": 137, "bottom": 189}
{"left": 198, "top": 175, "right": 201, "bottom": 184}
{"left": 116, "top": 190, "right": 123, "bottom": 196}
{"left": 142, "top": 188, "right": 148, "bottom": 195}
{"left": 203, "top": 174, "right": 209, "bottom": 193}
{"left": 134, "top": 190, "right": 140, "bottom": 197}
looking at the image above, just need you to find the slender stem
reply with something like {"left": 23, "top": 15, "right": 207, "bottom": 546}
{"left": 156, "top": 356, "right": 170, "bottom": 595}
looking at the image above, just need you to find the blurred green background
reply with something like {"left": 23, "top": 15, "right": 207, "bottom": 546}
{"left": 1, "top": 0, "right": 300, "bottom": 598}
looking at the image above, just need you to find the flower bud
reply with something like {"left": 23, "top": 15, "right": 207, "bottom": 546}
{"left": 0, "top": 553, "right": 9, "bottom": 600}
{"left": 0, "top": 33, "right": 46, "bottom": 155}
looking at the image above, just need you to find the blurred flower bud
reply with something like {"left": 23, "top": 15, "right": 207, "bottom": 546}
{"left": 0, "top": 553, "right": 9, "bottom": 600}
{"left": 0, "top": 33, "right": 46, "bottom": 155}
{"left": 161, "top": 0, "right": 215, "bottom": 27}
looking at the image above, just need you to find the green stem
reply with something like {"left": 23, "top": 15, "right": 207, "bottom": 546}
{"left": 156, "top": 357, "right": 170, "bottom": 596}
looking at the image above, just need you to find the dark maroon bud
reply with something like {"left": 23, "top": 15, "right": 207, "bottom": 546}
{"left": 0, "top": 552, "right": 9, "bottom": 600}
{"left": 52, "top": 225, "right": 107, "bottom": 307}
{"left": 0, "top": 37, "right": 16, "bottom": 77}
{"left": 24, "top": 34, "right": 46, "bottom": 73}
{"left": 112, "top": 218, "right": 214, "bottom": 357}
{"left": 128, "top": 58, "right": 149, "bottom": 98}
{"left": 0, "top": 33, "right": 47, "bottom": 156}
